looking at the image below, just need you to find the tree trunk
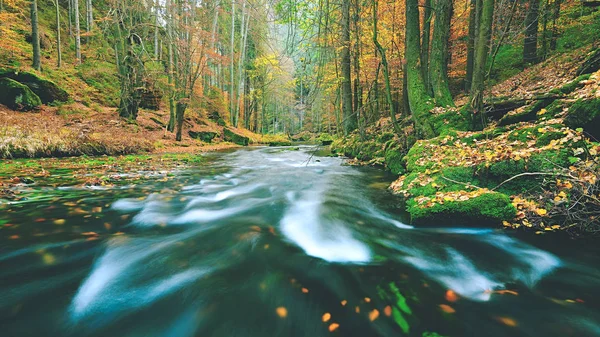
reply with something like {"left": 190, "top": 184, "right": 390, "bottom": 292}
{"left": 421, "top": 0, "right": 432, "bottom": 94}
{"left": 353, "top": 0, "right": 363, "bottom": 133}
{"left": 74, "top": 0, "right": 81, "bottom": 64}
{"left": 465, "top": 0, "right": 480, "bottom": 92}
{"left": 429, "top": 0, "right": 454, "bottom": 107}
{"left": 31, "top": 0, "right": 41, "bottom": 71}
{"left": 154, "top": 0, "right": 160, "bottom": 59}
{"left": 55, "top": 0, "right": 62, "bottom": 68}
{"left": 175, "top": 101, "right": 187, "bottom": 141}
{"left": 68, "top": 0, "right": 73, "bottom": 37}
{"left": 230, "top": 0, "right": 235, "bottom": 125}
{"left": 166, "top": 0, "right": 175, "bottom": 131}
{"left": 118, "top": 34, "right": 142, "bottom": 120}
{"left": 470, "top": 0, "right": 495, "bottom": 117}
{"left": 550, "top": 0, "right": 561, "bottom": 51}
{"left": 373, "top": 0, "right": 400, "bottom": 134}
{"left": 405, "top": 0, "right": 436, "bottom": 138}
{"left": 341, "top": 0, "right": 355, "bottom": 134}
{"left": 523, "top": 0, "right": 539, "bottom": 64}
{"left": 86, "top": 0, "right": 93, "bottom": 41}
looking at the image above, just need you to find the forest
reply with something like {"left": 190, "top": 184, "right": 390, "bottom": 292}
{"left": 1, "top": 0, "right": 600, "bottom": 336}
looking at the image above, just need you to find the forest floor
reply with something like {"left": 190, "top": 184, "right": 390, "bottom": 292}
{"left": 0, "top": 101, "right": 288, "bottom": 159}
{"left": 333, "top": 44, "right": 600, "bottom": 235}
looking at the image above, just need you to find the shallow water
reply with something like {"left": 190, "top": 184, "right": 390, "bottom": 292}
{"left": 1, "top": 146, "right": 600, "bottom": 337}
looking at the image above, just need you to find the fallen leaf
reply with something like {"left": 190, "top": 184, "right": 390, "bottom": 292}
{"left": 369, "top": 309, "right": 380, "bottom": 321}
{"left": 494, "top": 316, "right": 518, "bottom": 327}
{"left": 445, "top": 290, "right": 459, "bottom": 302}
{"left": 384, "top": 305, "right": 392, "bottom": 317}
{"left": 276, "top": 307, "right": 288, "bottom": 318}
{"left": 439, "top": 304, "right": 455, "bottom": 314}
{"left": 328, "top": 323, "right": 340, "bottom": 332}
{"left": 322, "top": 312, "right": 331, "bottom": 322}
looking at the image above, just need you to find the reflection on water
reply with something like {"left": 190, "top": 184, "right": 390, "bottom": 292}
{"left": 1, "top": 146, "right": 600, "bottom": 337}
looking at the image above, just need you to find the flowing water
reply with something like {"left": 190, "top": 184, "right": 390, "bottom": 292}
{"left": 1, "top": 146, "right": 600, "bottom": 337}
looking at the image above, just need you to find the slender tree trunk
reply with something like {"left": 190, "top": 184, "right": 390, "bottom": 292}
{"left": 230, "top": 0, "right": 236, "bottom": 125}
{"left": 421, "top": 0, "right": 432, "bottom": 94}
{"left": 68, "top": 0, "right": 73, "bottom": 37}
{"left": 373, "top": 0, "right": 400, "bottom": 134}
{"left": 175, "top": 102, "right": 187, "bottom": 141}
{"left": 405, "top": 0, "right": 436, "bottom": 138}
{"left": 154, "top": 0, "right": 159, "bottom": 59}
{"left": 429, "top": 0, "right": 454, "bottom": 107}
{"left": 235, "top": 1, "right": 248, "bottom": 126}
{"left": 353, "top": 0, "right": 363, "bottom": 134}
{"left": 465, "top": 0, "right": 480, "bottom": 92}
{"left": 31, "top": 0, "right": 41, "bottom": 71}
{"left": 470, "top": 0, "right": 495, "bottom": 116}
{"left": 341, "top": 0, "right": 355, "bottom": 134}
{"left": 55, "top": 0, "right": 62, "bottom": 68}
{"left": 523, "top": 0, "right": 539, "bottom": 64}
{"left": 74, "top": 0, "right": 81, "bottom": 64}
{"left": 166, "top": 0, "right": 175, "bottom": 132}
{"left": 550, "top": 0, "right": 561, "bottom": 51}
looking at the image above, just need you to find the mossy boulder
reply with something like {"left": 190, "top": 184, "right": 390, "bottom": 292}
{"left": 223, "top": 128, "right": 249, "bottom": 146}
{"left": 384, "top": 146, "right": 406, "bottom": 175}
{"left": 318, "top": 133, "right": 334, "bottom": 145}
{"left": 189, "top": 130, "right": 219, "bottom": 143}
{"left": 0, "top": 78, "right": 42, "bottom": 111}
{"left": 407, "top": 191, "right": 516, "bottom": 226}
{"left": 564, "top": 98, "right": 600, "bottom": 139}
{"left": 268, "top": 140, "right": 293, "bottom": 146}
{"left": 0, "top": 69, "right": 69, "bottom": 104}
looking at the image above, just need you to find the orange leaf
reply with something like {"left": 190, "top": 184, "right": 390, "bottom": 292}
{"left": 494, "top": 316, "right": 518, "bottom": 327}
{"left": 369, "top": 309, "right": 380, "bottom": 322}
{"left": 384, "top": 305, "right": 392, "bottom": 317}
{"left": 276, "top": 307, "right": 287, "bottom": 318}
{"left": 445, "top": 290, "right": 459, "bottom": 302}
{"left": 322, "top": 312, "right": 331, "bottom": 322}
{"left": 328, "top": 323, "right": 340, "bottom": 332}
{"left": 439, "top": 304, "right": 456, "bottom": 314}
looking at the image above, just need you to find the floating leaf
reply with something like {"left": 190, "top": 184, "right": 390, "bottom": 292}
{"left": 53, "top": 219, "right": 66, "bottom": 225}
{"left": 369, "top": 309, "right": 380, "bottom": 322}
{"left": 322, "top": 312, "right": 331, "bottom": 322}
{"left": 494, "top": 316, "right": 517, "bottom": 327}
{"left": 328, "top": 323, "right": 340, "bottom": 332}
{"left": 276, "top": 307, "right": 288, "bottom": 318}
{"left": 444, "top": 290, "right": 458, "bottom": 302}
{"left": 438, "top": 304, "right": 455, "bottom": 314}
{"left": 384, "top": 305, "right": 392, "bottom": 317}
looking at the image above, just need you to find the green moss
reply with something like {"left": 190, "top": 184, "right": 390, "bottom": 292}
{"left": 385, "top": 146, "right": 406, "bottom": 175}
{"left": 223, "top": 128, "right": 249, "bottom": 146}
{"left": 0, "top": 78, "right": 42, "bottom": 111}
{"left": 564, "top": 98, "right": 600, "bottom": 139}
{"left": 407, "top": 192, "right": 516, "bottom": 226}
{"left": 536, "top": 131, "right": 564, "bottom": 146}
{"left": 0, "top": 68, "right": 69, "bottom": 103}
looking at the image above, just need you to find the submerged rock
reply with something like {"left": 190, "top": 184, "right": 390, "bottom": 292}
{"left": 0, "top": 78, "right": 42, "bottom": 111}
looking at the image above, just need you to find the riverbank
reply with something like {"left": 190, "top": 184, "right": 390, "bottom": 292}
{"left": 0, "top": 102, "right": 291, "bottom": 159}
{"left": 333, "top": 51, "right": 600, "bottom": 236}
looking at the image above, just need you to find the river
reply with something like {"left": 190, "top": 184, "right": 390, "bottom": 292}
{"left": 1, "top": 146, "right": 600, "bottom": 337}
